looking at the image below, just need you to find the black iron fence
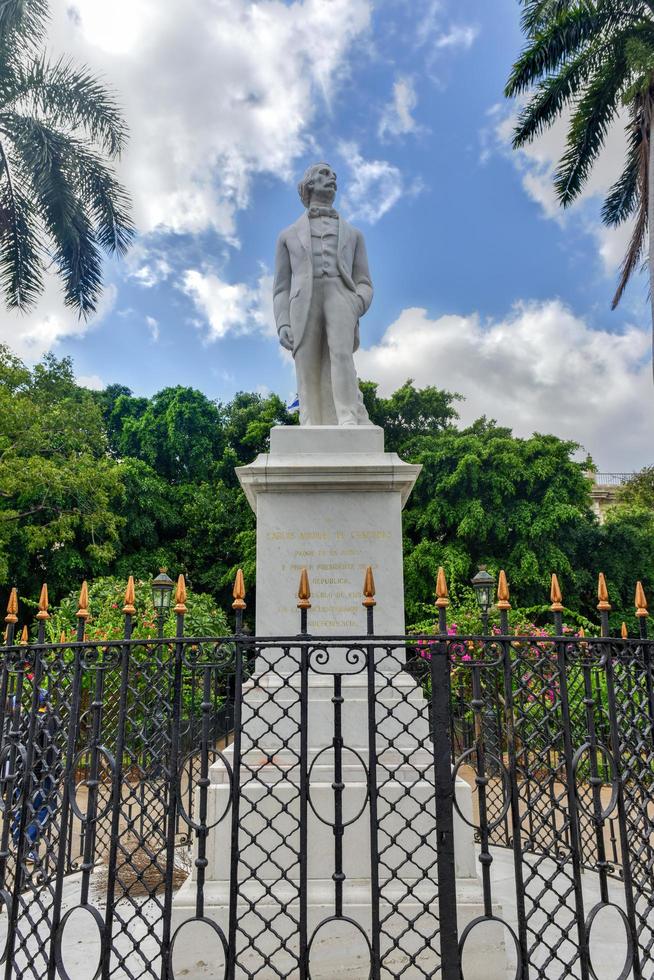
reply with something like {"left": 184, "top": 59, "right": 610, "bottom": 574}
{"left": 0, "top": 570, "right": 652, "bottom": 979}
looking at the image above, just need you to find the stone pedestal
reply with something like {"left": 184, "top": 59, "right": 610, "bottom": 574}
{"left": 171, "top": 426, "right": 505, "bottom": 978}
{"left": 239, "top": 425, "right": 420, "bottom": 637}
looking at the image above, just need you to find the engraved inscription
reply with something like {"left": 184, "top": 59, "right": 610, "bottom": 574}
{"left": 267, "top": 526, "right": 393, "bottom": 632}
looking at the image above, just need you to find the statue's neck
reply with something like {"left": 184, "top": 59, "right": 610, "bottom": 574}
{"left": 309, "top": 193, "right": 336, "bottom": 209}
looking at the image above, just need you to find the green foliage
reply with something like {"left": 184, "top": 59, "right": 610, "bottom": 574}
{"left": 0, "top": 0, "right": 133, "bottom": 315}
{"left": 618, "top": 465, "right": 654, "bottom": 508}
{"left": 506, "top": 0, "right": 654, "bottom": 322}
{"left": 360, "top": 380, "right": 460, "bottom": 454}
{"left": 0, "top": 357, "right": 650, "bottom": 635}
{"left": 44, "top": 575, "right": 229, "bottom": 643}
{"left": 399, "top": 415, "right": 595, "bottom": 622}
{"left": 0, "top": 347, "right": 123, "bottom": 596}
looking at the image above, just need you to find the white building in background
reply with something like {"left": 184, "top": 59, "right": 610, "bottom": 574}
{"left": 590, "top": 472, "right": 634, "bottom": 522}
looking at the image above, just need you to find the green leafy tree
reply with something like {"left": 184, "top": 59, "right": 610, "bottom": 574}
{"left": 399, "top": 415, "right": 596, "bottom": 622}
{"left": 618, "top": 465, "right": 654, "bottom": 507}
{"left": 505, "top": 0, "right": 654, "bottom": 376}
{"left": 0, "top": 347, "right": 123, "bottom": 595}
{"left": 111, "top": 458, "right": 182, "bottom": 580}
{"left": 0, "top": 0, "right": 134, "bottom": 315}
{"left": 216, "top": 391, "right": 297, "bottom": 485}
{"left": 361, "top": 380, "right": 460, "bottom": 454}
{"left": 589, "top": 504, "right": 654, "bottom": 631}
{"left": 45, "top": 575, "right": 229, "bottom": 643}
{"left": 118, "top": 387, "right": 225, "bottom": 483}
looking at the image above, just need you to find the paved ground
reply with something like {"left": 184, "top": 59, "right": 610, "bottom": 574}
{"left": 6, "top": 846, "right": 646, "bottom": 979}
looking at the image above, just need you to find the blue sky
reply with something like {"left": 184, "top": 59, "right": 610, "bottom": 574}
{"left": 2, "top": 0, "right": 652, "bottom": 468}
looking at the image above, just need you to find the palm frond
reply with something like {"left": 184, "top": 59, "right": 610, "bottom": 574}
{"left": 520, "top": 0, "right": 577, "bottom": 35}
{"left": 602, "top": 110, "right": 644, "bottom": 225}
{"left": 60, "top": 142, "right": 134, "bottom": 255}
{"left": 611, "top": 196, "right": 648, "bottom": 309}
{"left": 506, "top": 5, "right": 620, "bottom": 97}
{"left": 5, "top": 113, "right": 103, "bottom": 316}
{"left": 512, "top": 40, "right": 604, "bottom": 146}
{"left": 611, "top": 97, "right": 651, "bottom": 307}
{"left": 0, "top": 139, "right": 42, "bottom": 309}
{"left": 0, "top": 0, "right": 49, "bottom": 49}
{"left": 11, "top": 57, "right": 128, "bottom": 157}
{"left": 553, "top": 48, "right": 628, "bottom": 204}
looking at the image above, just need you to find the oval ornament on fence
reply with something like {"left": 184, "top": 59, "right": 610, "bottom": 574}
{"left": 54, "top": 903, "right": 104, "bottom": 980}
{"left": 176, "top": 748, "right": 233, "bottom": 831}
{"left": 169, "top": 917, "right": 227, "bottom": 980}
{"left": 586, "top": 901, "right": 633, "bottom": 980}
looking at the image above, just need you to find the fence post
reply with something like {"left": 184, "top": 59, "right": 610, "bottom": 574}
{"left": 161, "top": 576, "right": 187, "bottom": 979}
{"left": 600, "top": 577, "right": 642, "bottom": 978}
{"left": 4, "top": 588, "right": 48, "bottom": 980}
{"left": 298, "top": 568, "right": 310, "bottom": 980}
{"left": 363, "top": 567, "right": 381, "bottom": 980}
{"left": 551, "top": 574, "right": 590, "bottom": 980}
{"left": 431, "top": 568, "right": 459, "bottom": 979}
{"left": 497, "top": 571, "right": 529, "bottom": 978}
{"left": 100, "top": 577, "right": 136, "bottom": 980}
{"left": 0, "top": 590, "right": 18, "bottom": 911}
{"left": 226, "top": 570, "right": 246, "bottom": 980}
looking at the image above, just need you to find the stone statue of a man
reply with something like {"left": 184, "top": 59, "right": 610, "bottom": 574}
{"left": 273, "top": 162, "right": 372, "bottom": 426}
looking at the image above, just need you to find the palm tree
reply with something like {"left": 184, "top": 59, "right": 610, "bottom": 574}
{"left": 505, "top": 0, "right": 654, "bottom": 378}
{"left": 0, "top": 0, "right": 133, "bottom": 317}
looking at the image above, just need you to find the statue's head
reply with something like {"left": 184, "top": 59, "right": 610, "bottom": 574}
{"left": 298, "top": 162, "right": 337, "bottom": 208}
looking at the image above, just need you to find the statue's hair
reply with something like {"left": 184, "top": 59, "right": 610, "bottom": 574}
{"left": 297, "top": 162, "right": 333, "bottom": 208}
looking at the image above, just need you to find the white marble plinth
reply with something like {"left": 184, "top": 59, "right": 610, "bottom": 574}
{"left": 171, "top": 425, "right": 505, "bottom": 977}
{"left": 237, "top": 425, "right": 421, "bottom": 636}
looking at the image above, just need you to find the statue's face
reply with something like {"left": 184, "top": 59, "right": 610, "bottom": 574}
{"left": 310, "top": 165, "right": 337, "bottom": 202}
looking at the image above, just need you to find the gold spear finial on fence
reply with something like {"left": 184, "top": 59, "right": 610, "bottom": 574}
{"left": 597, "top": 572, "right": 611, "bottom": 612}
{"left": 5, "top": 588, "right": 18, "bottom": 625}
{"left": 297, "top": 568, "right": 311, "bottom": 610}
{"left": 36, "top": 583, "right": 49, "bottom": 621}
{"left": 621, "top": 622, "right": 629, "bottom": 639}
{"left": 77, "top": 581, "right": 89, "bottom": 620}
{"left": 635, "top": 581, "right": 649, "bottom": 618}
{"left": 20, "top": 625, "right": 28, "bottom": 644}
{"left": 59, "top": 631, "right": 66, "bottom": 644}
{"left": 363, "top": 566, "right": 376, "bottom": 608}
{"left": 123, "top": 576, "right": 136, "bottom": 615}
{"left": 174, "top": 574, "right": 187, "bottom": 614}
{"left": 497, "top": 570, "right": 511, "bottom": 611}
{"left": 436, "top": 567, "right": 449, "bottom": 608}
{"left": 232, "top": 569, "right": 246, "bottom": 611}
{"left": 550, "top": 574, "right": 563, "bottom": 612}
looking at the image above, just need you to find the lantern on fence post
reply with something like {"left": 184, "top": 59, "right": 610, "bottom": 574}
{"left": 471, "top": 565, "right": 496, "bottom": 634}
{"left": 151, "top": 568, "right": 174, "bottom": 637}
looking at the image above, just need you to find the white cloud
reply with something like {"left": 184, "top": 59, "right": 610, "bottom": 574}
{"left": 0, "top": 283, "right": 117, "bottom": 362}
{"left": 414, "top": 1, "right": 478, "bottom": 53}
{"left": 50, "top": 0, "right": 372, "bottom": 240}
{"left": 379, "top": 76, "right": 419, "bottom": 140}
{"left": 433, "top": 24, "right": 479, "bottom": 50}
{"left": 145, "top": 316, "right": 160, "bottom": 342}
{"left": 76, "top": 373, "right": 105, "bottom": 390}
{"left": 128, "top": 254, "right": 173, "bottom": 289}
{"left": 338, "top": 143, "right": 406, "bottom": 224}
{"left": 488, "top": 102, "right": 635, "bottom": 275}
{"left": 180, "top": 268, "right": 275, "bottom": 341}
{"left": 356, "top": 300, "right": 653, "bottom": 470}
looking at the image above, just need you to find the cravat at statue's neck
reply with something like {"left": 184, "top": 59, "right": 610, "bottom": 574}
{"left": 308, "top": 206, "right": 338, "bottom": 218}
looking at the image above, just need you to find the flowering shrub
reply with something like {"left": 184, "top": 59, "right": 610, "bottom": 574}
{"left": 409, "top": 603, "right": 604, "bottom": 759}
